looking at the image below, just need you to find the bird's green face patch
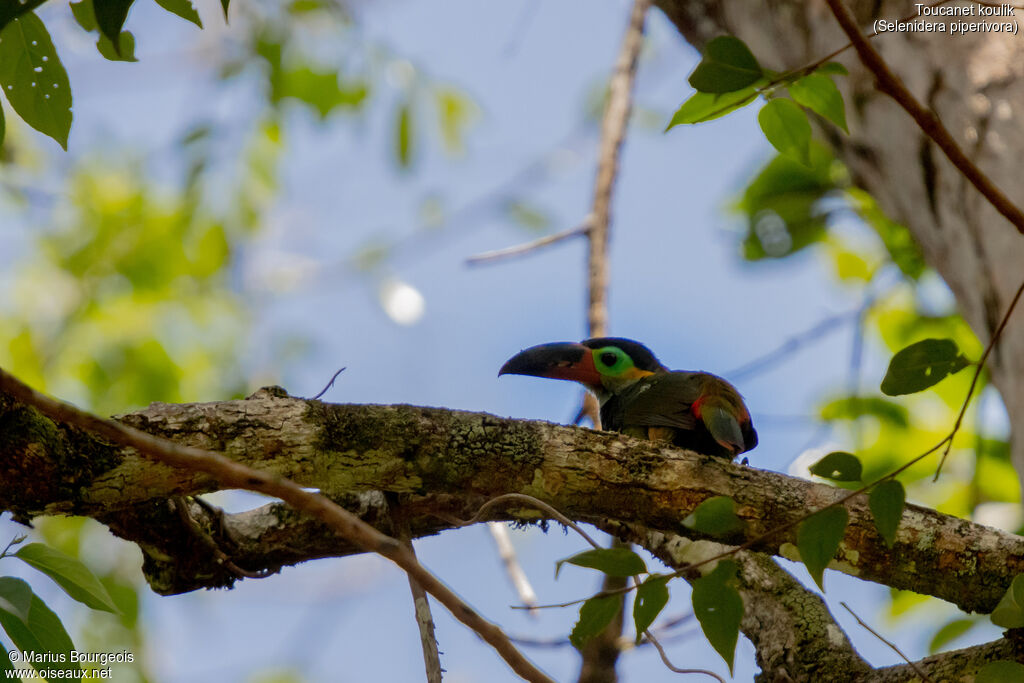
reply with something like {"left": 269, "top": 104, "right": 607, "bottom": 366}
{"left": 592, "top": 346, "right": 635, "bottom": 376}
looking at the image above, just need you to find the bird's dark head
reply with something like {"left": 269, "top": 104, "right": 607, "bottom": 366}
{"left": 499, "top": 337, "right": 665, "bottom": 394}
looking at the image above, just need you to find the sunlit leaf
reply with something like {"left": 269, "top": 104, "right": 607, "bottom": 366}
{"left": 0, "top": 13, "right": 73, "bottom": 149}
{"left": 15, "top": 542, "right": 120, "bottom": 614}
{"left": 788, "top": 73, "right": 847, "bottom": 132}
{"left": 691, "top": 560, "right": 743, "bottom": 674}
{"left": 569, "top": 594, "right": 621, "bottom": 649}
{"left": 155, "top": 0, "right": 203, "bottom": 27}
{"left": 797, "top": 505, "right": 848, "bottom": 590}
{"left": 990, "top": 574, "right": 1024, "bottom": 628}
{"left": 556, "top": 547, "right": 646, "bottom": 579}
{"left": 633, "top": 575, "right": 669, "bottom": 642}
{"left": 688, "top": 36, "right": 763, "bottom": 93}
{"left": 682, "top": 496, "right": 745, "bottom": 537}
{"left": 758, "top": 99, "right": 811, "bottom": 166}
{"left": 809, "top": 452, "right": 862, "bottom": 482}
{"left": 820, "top": 396, "right": 909, "bottom": 427}
{"left": 869, "top": 480, "right": 905, "bottom": 548}
{"left": 817, "top": 62, "right": 849, "bottom": 76}
{"left": 928, "top": 617, "right": 978, "bottom": 654}
{"left": 665, "top": 83, "right": 762, "bottom": 129}
{"left": 880, "top": 338, "right": 970, "bottom": 396}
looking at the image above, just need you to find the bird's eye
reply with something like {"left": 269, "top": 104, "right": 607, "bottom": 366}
{"left": 600, "top": 352, "right": 618, "bottom": 367}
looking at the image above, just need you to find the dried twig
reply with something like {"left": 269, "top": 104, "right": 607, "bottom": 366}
{"left": 394, "top": 507, "right": 444, "bottom": 683}
{"left": 840, "top": 602, "right": 934, "bottom": 683}
{"left": 310, "top": 367, "right": 346, "bottom": 401}
{"left": 824, "top": 0, "right": 1024, "bottom": 233}
{"left": 0, "top": 367, "right": 554, "bottom": 683}
{"left": 488, "top": 522, "right": 539, "bottom": 616}
{"left": 466, "top": 220, "right": 591, "bottom": 266}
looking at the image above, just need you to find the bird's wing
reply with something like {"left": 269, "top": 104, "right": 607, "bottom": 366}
{"left": 617, "top": 372, "right": 703, "bottom": 430}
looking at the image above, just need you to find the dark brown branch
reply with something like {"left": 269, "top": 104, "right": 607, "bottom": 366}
{"left": 823, "top": 0, "right": 1024, "bottom": 233}
{"left": 0, "top": 369, "right": 554, "bottom": 683}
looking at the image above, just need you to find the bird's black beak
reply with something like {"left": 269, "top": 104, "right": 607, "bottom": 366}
{"left": 499, "top": 342, "right": 602, "bottom": 388}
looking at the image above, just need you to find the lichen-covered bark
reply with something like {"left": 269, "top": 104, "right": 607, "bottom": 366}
{"left": 653, "top": 0, "right": 1024, "bottom": 487}
{"left": 0, "top": 388, "right": 1020, "bottom": 615}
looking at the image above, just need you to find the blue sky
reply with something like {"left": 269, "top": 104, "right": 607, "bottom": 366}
{"left": 0, "top": 0, "right": 1003, "bottom": 680}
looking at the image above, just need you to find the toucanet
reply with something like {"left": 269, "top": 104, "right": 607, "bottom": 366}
{"left": 500, "top": 337, "right": 757, "bottom": 459}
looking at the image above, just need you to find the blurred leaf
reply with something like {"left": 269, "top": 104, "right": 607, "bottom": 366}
{"left": 0, "top": 578, "right": 81, "bottom": 680}
{"left": 221, "top": 0, "right": 230, "bottom": 21}
{"left": 737, "top": 147, "right": 837, "bottom": 260}
{"left": 880, "top": 338, "right": 970, "bottom": 396}
{"left": 395, "top": 100, "right": 413, "bottom": 168}
{"left": 682, "top": 496, "right": 745, "bottom": 537}
{"left": 0, "top": 101, "right": 5, "bottom": 148}
{"left": 692, "top": 560, "right": 743, "bottom": 674}
{"left": 154, "top": 0, "right": 203, "bottom": 27}
{"left": 14, "top": 543, "right": 120, "bottom": 614}
{"left": 275, "top": 66, "right": 368, "bottom": 119}
{"left": 666, "top": 83, "right": 762, "bottom": 129}
{"left": 869, "top": 480, "right": 905, "bottom": 548}
{"left": 809, "top": 452, "right": 862, "bottom": 482}
{"left": 788, "top": 73, "right": 847, "bottom": 132}
{"left": 96, "top": 30, "right": 138, "bottom": 62}
{"left": 0, "top": 13, "right": 73, "bottom": 149}
{"left": 820, "top": 397, "right": 909, "bottom": 427}
{"left": 848, "top": 188, "right": 926, "bottom": 279}
{"left": 977, "top": 661, "right": 1024, "bottom": 683}
{"left": 758, "top": 99, "right": 811, "bottom": 166}
{"left": 927, "top": 617, "right": 978, "bottom": 654}
{"left": 434, "top": 86, "right": 476, "bottom": 155}
{"left": 569, "top": 594, "right": 621, "bottom": 649}
{"left": 632, "top": 575, "right": 669, "bottom": 643}
{"left": 688, "top": 36, "right": 763, "bottom": 93}
{"left": 990, "top": 574, "right": 1024, "bottom": 628}
{"left": 93, "top": 0, "right": 135, "bottom": 55}
{"left": 556, "top": 547, "right": 646, "bottom": 579}
{"left": 797, "top": 505, "right": 848, "bottom": 590}
{"left": 503, "top": 199, "right": 550, "bottom": 233}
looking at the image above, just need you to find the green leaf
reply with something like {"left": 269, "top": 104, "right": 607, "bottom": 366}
{"left": 0, "top": 642, "right": 13, "bottom": 674}
{"left": 154, "top": 0, "right": 203, "bottom": 27}
{"left": 817, "top": 62, "right": 849, "bottom": 76}
{"left": 15, "top": 542, "right": 120, "bottom": 614}
{"left": 632, "top": 575, "right": 669, "bottom": 642}
{"left": 869, "top": 480, "right": 905, "bottom": 548}
{"left": 0, "top": 13, "right": 73, "bottom": 149}
{"left": 688, "top": 36, "right": 763, "bottom": 93}
{"left": 0, "top": 100, "right": 5, "bottom": 147}
{"left": 221, "top": 0, "right": 230, "bottom": 21}
{"left": 0, "top": 577, "right": 31, "bottom": 622}
{"left": 788, "top": 73, "right": 847, "bottom": 133}
{"left": 395, "top": 100, "right": 412, "bottom": 168}
{"left": 556, "top": 547, "right": 646, "bottom": 578}
{"left": 820, "top": 396, "right": 909, "bottom": 427}
{"left": 990, "top": 574, "right": 1024, "bottom": 628}
{"left": 880, "top": 338, "right": 970, "bottom": 396}
{"left": 274, "top": 66, "right": 368, "bottom": 119}
{"left": 93, "top": 0, "right": 135, "bottom": 55}
{"left": 691, "top": 560, "right": 743, "bottom": 674}
{"left": 758, "top": 99, "right": 811, "bottom": 166}
{"left": 665, "top": 83, "right": 762, "bottom": 129}
{"left": 0, "top": 578, "right": 80, "bottom": 680}
{"left": 569, "top": 594, "right": 621, "bottom": 649}
{"left": 977, "top": 661, "right": 1024, "bottom": 683}
{"left": 808, "top": 452, "right": 862, "bottom": 482}
{"left": 797, "top": 505, "right": 848, "bottom": 590}
{"left": 70, "top": 0, "right": 98, "bottom": 31}
{"left": 927, "top": 617, "right": 978, "bottom": 654}
{"left": 96, "top": 30, "right": 137, "bottom": 62}
{"left": 682, "top": 496, "right": 745, "bottom": 537}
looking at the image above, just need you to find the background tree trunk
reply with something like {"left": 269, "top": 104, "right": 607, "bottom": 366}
{"left": 656, "top": 0, "right": 1024, "bottom": 483}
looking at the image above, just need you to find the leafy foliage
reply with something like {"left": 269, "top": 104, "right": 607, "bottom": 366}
{"left": 808, "top": 452, "right": 863, "bottom": 482}
{"left": 570, "top": 594, "right": 621, "bottom": 649}
{"left": 632, "top": 575, "right": 669, "bottom": 643}
{"left": 880, "top": 338, "right": 971, "bottom": 396}
{"left": 0, "top": 577, "right": 81, "bottom": 680}
{"left": 687, "top": 36, "right": 763, "bottom": 93}
{"left": 556, "top": 547, "right": 646, "bottom": 578}
{"left": 682, "top": 496, "right": 745, "bottom": 537}
{"left": 14, "top": 543, "right": 120, "bottom": 614}
{"left": 788, "top": 73, "right": 847, "bottom": 133}
{"left": 758, "top": 99, "right": 811, "bottom": 166}
{"left": 990, "top": 574, "right": 1024, "bottom": 628}
{"left": 691, "top": 560, "right": 743, "bottom": 674}
{"left": 977, "top": 661, "right": 1024, "bottom": 683}
{"left": 868, "top": 480, "right": 905, "bottom": 548}
{"left": 797, "top": 505, "right": 849, "bottom": 591}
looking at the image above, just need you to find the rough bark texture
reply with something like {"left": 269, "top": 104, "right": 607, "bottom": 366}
{"left": 654, "top": 0, "right": 1024, "bottom": 486}
{"left": 1, "top": 388, "right": 1021, "bottom": 612}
